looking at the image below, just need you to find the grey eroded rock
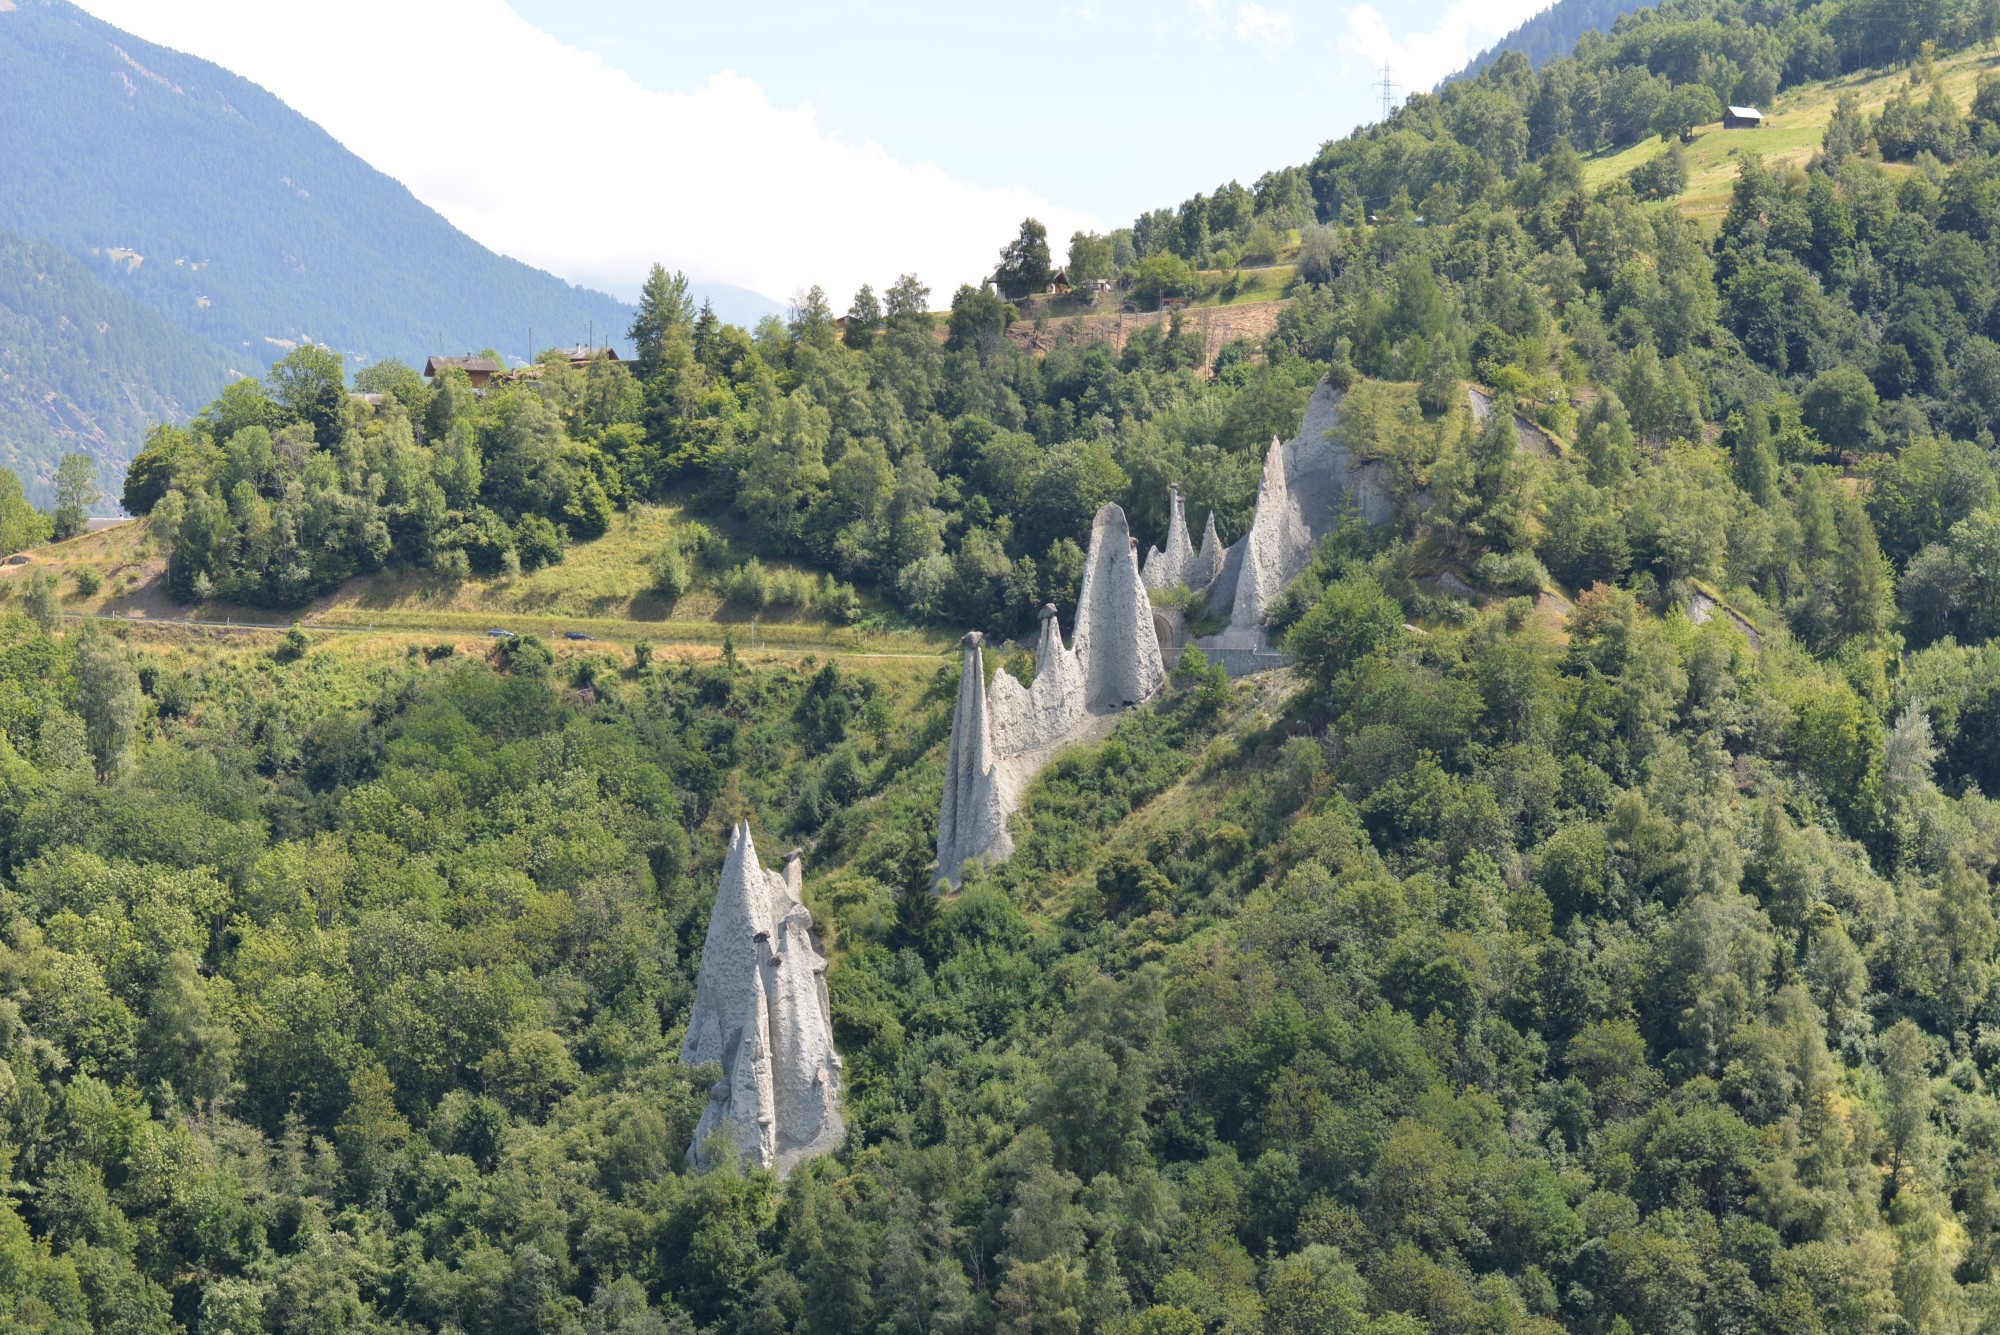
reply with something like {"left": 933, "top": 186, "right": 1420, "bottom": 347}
{"left": 1141, "top": 485, "right": 1196, "bottom": 591}
{"left": 682, "top": 824, "right": 845, "bottom": 1175}
{"left": 1155, "top": 376, "right": 1397, "bottom": 653}
{"left": 937, "top": 503, "right": 1165, "bottom": 885}
{"left": 1073, "top": 504, "right": 1168, "bottom": 712}
{"left": 937, "top": 632, "right": 1014, "bottom": 886}
{"left": 1467, "top": 386, "right": 1555, "bottom": 458}
{"left": 1188, "top": 510, "right": 1225, "bottom": 590}
{"left": 1222, "top": 432, "right": 1313, "bottom": 644}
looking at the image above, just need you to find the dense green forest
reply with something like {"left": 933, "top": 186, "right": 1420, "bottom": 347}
{"left": 15, "top": 0, "right": 2000, "bottom": 1329}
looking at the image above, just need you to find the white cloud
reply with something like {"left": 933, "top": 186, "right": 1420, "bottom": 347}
{"left": 1233, "top": 3, "right": 1295, "bottom": 50}
{"left": 74, "top": 0, "right": 1094, "bottom": 307}
{"left": 1338, "top": 0, "right": 1555, "bottom": 101}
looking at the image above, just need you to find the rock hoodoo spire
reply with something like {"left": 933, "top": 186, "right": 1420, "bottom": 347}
{"left": 937, "top": 632, "right": 1014, "bottom": 886}
{"left": 682, "top": 824, "right": 845, "bottom": 1175}
{"left": 935, "top": 502, "right": 1166, "bottom": 884}
{"left": 1073, "top": 503, "right": 1168, "bottom": 712}
{"left": 1189, "top": 509, "right": 1225, "bottom": 590}
{"left": 1141, "top": 485, "right": 1196, "bottom": 591}
{"left": 1226, "top": 434, "right": 1311, "bottom": 640}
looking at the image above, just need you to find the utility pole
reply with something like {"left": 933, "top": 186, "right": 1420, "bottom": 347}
{"left": 1376, "top": 64, "right": 1400, "bottom": 121}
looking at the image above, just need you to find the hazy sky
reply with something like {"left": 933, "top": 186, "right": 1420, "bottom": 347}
{"left": 76, "top": 0, "right": 1555, "bottom": 308}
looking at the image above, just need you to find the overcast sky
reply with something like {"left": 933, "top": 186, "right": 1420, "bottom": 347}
{"left": 76, "top": 0, "right": 1556, "bottom": 309}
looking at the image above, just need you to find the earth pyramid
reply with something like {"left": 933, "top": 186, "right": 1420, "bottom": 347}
{"left": 936, "top": 502, "right": 1166, "bottom": 884}
{"left": 680, "top": 824, "right": 845, "bottom": 1174}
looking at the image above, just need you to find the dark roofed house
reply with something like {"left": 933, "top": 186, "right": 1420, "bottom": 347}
{"left": 1724, "top": 105, "right": 1764, "bottom": 129}
{"left": 424, "top": 355, "right": 504, "bottom": 387}
{"left": 556, "top": 345, "right": 620, "bottom": 369}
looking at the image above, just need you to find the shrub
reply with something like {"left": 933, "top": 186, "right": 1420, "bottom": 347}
{"left": 434, "top": 547, "right": 472, "bottom": 583}
{"left": 1284, "top": 573, "right": 1405, "bottom": 693}
{"left": 1470, "top": 550, "right": 1550, "bottom": 594}
{"left": 454, "top": 507, "right": 517, "bottom": 574}
{"left": 768, "top": 568, "right": 816, "bottom": 609}
{"left": 649, "top": 544, "right": 691, "bottom": 601}
{"left": 1131, "top": 252, "right": 1199, "bottom": 308}
{"left": 71, "top": 567, "right": 102, "bottom": 597}
{"left": 1630, "top": 142, "right": 1688, "bottom": 200}
{"left": 514, "top": 515, "right": 566, "bottom": 572}
{"left": 25, "top": 571, "right": 60, "bottom": 632}
{"left": 722, "top": 558, "right": 770, "bottom": 608}
{"left": 820, "top": 577, "right": 863, "bottom": 624}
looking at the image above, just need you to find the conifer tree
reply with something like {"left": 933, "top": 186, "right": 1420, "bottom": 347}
{"left": 895, "top": 826, "right": 942, "bottom": 957}
{"left": 843, "top": 285, "right": 883, "bottom": 351}
{"left": 629, "top": 264, "right": 695, "bottom": 376}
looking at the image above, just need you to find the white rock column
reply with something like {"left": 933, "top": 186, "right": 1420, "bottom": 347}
{"left": 937, "top": 632, "right": 1013, "bottom": 885}
{"left": 1225, "top": 436, "right": 1310, "bottom": 644}
{"left": 1072, "top": 503, "right": 1167, "bottom": 712}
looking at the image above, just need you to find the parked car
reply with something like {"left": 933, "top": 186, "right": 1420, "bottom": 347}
{"left": 486, "top": 628, "right": 516, "bottom": 638}
{"left": 563, "top": 630, "right": 594, "bottom": 641}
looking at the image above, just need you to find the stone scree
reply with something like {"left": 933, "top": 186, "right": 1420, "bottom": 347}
{"left": 680, "top": 823, "right": 845, "bottom": 1175}
{"left": 937, "top": 502, "right": 1166, "bottom": 885}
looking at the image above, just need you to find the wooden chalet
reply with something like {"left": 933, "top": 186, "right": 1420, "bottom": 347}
{"left": 1723, "top": 105, "right": 1764, "bottom": 129}
{"left": 424, "top": 355, "right": 504, "bottom": 388}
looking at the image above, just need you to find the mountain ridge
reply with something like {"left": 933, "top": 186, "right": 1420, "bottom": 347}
{"left": 0, "top": 0, "right": 775, "bottom": 496}
{"left": 1449, "top": 0, "right": 1662, "bottom": 82}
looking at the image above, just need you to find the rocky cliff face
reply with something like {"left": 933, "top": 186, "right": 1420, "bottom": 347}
{"left": 681, "top": 825, "right": 845, "bottom": 1175}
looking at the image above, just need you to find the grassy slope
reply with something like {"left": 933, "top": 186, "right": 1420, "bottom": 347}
{"left": 1, "top": 508, "right": 953, "bottom": 663}
{"left": 1584, "top": 46, "right": 2000, "bottom": 225}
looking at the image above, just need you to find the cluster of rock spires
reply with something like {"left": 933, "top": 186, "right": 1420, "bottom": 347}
{"left": 1144, "top": 375, "right": 1396, "bottom": 655}
{"left": 1139, "top": 485, "right": 1225, "bottom": 594}
{"left": 679, "top": 824, "right": 845, "bottom": 1176}
{"left": 672, "top": 377, "right": 1532, "bottom": 1173}
{"left": 937, "top": 502, "right": 1167, "bottom": 885}
{"left": 935, "top": 372, "right": 1465, "bottom": 881}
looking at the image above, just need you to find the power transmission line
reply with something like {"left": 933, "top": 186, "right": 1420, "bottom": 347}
{"left": 1376, "top": 64, "right": 1401, "bottom": 121}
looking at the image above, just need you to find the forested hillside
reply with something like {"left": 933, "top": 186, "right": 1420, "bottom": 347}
{"left": 0, "top": 232, "right": 231, "bottom": 502}
{"left": 0, "top": 0, "right": 631, "bottom": 365}
{"left": 9, "top": 0, "right": 2000, "bottom": 1329}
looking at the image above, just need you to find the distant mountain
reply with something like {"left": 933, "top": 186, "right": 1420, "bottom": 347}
{"left": 679, "top": 283, "right": 784, "bottom": 330}
{"left": 0, "top": 0, "right": 632, "bottom": 368}
{"left": 0, "top": 230, "right": 232, "bottom": 501}
{"left": 0, "top": 0, "right": 772, "bottom": 494}
{"left": 1449, "top": 0, "right": 1659, "bottom": 81}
